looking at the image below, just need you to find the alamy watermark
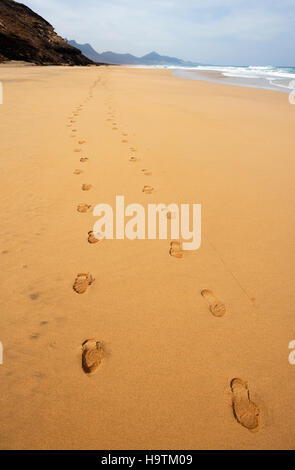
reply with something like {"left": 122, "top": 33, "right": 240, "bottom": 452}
{"left": 92, "top": 196, "right": 201, "bottom": 251}
{"left": 289, "top": 340, "right": 295, "bottom": 365}
{"left": 288, "top": 80, "right": 295, "bottom": 104}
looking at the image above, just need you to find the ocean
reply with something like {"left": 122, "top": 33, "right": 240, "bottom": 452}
{"left": 132, "top": 65, "right": 295, "bottom": 93}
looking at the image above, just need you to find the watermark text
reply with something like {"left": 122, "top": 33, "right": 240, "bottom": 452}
{"left": 289, "top": 340, "right": 295, "bottom": 364}
{"left": 93, "top": 196, "right": 201, "bottom": 250}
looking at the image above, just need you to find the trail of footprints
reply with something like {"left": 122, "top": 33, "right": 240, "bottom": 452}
{"left": 105, "top": 102, "right": 155, "bottom": 197}
{"left": 65, "top": 83, "right": 261, "bottom": 432}
{"left": 66, "top": 78, "right": 106, "bottom": 379}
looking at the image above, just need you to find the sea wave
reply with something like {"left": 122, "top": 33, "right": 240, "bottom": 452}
{"left": 132, "top": 64, "right": 295, "bottom": 91}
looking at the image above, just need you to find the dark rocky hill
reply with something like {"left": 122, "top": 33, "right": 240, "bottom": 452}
{"left": 0, "top": 0, "right": 95, "bottom": 65}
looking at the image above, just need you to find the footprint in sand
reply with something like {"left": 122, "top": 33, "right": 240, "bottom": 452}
{"left": 82, "top": 339, "right": 104, "bottom": 375}
{"left": 77, "top": 204, "right": 91, "bottom": 213}
{"left": 78, "top": 141, "right": 86, "bottom": 145}
{"left": 73, "top": 273, "right": 94, "bottom": 294}
{"left": 80, "top": 157, "right": 89, "bottom": 163}
{"left": 129, "top": 156, "right": 138, "bottom": 162}
{"left": 73, "top": 169, "right": 83, "bottom": 175}
{"left": 67, "top": 124, "right": 72, "bottom": 127}
{"left": 122, "top": 133, "right": 128, "bottom": 137}
{"left": 122, "top": 139, "right": 128, "bottom": 143}
{"left": 169, "top": 241, "right": 184, "bottom": 259}
{"left": 141, "top": 169, "right": 152, "bottom": 176}
{"left": 74, "top": 149, "right": 82, "bottom": 153}
{"left": 142, "top": 185, "right": 154, "bottom": 194}
{"left": 230, "top": 378, "right": 260, "bottom": 431}
{"left": 112, "top": 127, "right": 118, "bottom": 131}
{"left": 72, "top": 129, "right": 77, "bottom": 133}
{"left": 82, "top": 184, "right": 92, "bottom": 191}
{"left": 88, "top": 230, "right": 103, "bottom": 244}
{"left": 201, "top": 289, "right": 226, "bottom": 317}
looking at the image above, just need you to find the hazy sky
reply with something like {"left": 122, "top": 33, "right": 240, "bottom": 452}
{"left": 24, "top": 0, "right": 295, "bottom": 65}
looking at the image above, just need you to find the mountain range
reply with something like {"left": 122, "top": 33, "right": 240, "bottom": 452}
{"left": 67, "top": 40, "right": 197, "bottom": 66}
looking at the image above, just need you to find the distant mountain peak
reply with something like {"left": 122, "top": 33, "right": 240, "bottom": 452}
{"left": 142, "top": 51, "right": 161, "bottom": 58}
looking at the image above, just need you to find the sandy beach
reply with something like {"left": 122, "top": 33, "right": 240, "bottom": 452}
{"left": 0, "top": 64, "right": 295, "bottom": 450}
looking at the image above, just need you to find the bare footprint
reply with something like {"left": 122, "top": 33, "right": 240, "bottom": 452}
{"left": 88, "top": 230, "right": 103, "bottom": 244}
{"left": 129, "top": 156, "right": 137, "bottom": 162}
{"left": 80, "top": 157, "right": 89, "bottom": 163}
{"left": 142, "top": 185, "right": 154, "bottom": 194}
{"left": 201, "top": 289, "right": 226, "bottom": 317}
{"left": 122, "top": 140, "right": 128, "bottom": 143}
{"left": 141, "top": 169, "right": 152, "bottom": 176}
{"left": 230, "top": 378, "right": 260, "bottom": 431}
{"left": 82, "top": 184, "right": 92, "bottom": 191}
{"left": 77, "top": 204, "right": 91, "bottom": 213}
{"left": 74, "top": 149, "right": 82, "bottom": 153}
{"left": 72, "top": 129, "right": 77, "bottom": 133}
{"left": 73, "top": 273, "right": 94, "bottom": 294}
{"left": 82, "top": 339, "right": 103, "bottom": 375}
{"left": 73, "top": 169, "right": 83, "bottom": 175}
{"left": 78, "top": 141, "right": 86, "bottom": 145}
{"left": 169, "top": 241, "right": 184, "bottom": 259}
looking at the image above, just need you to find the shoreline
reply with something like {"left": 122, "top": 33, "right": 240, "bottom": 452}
{"left": 1, "top": 60, "right": 293, "bottom": 94}
{"left": 172, "top": 68, "right": 292, "bottom": 93}
{"left": 128, "top": 65, "right": 295, "bottom": 94}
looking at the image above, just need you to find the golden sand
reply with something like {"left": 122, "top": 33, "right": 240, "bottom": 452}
{"left": 0, "top": 64, "right": 295, "bottom": 449}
